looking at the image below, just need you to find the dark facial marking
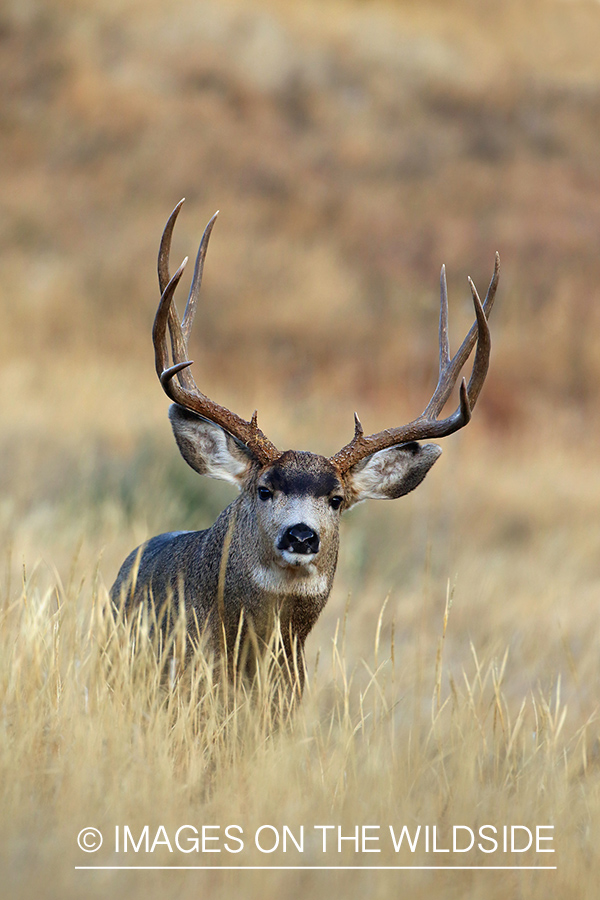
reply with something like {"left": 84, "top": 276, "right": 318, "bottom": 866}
{"left": 264, "top": 466, "right": 342, "bottom": 499}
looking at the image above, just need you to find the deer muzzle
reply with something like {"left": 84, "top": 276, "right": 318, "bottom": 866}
{"left": 278, "top": 523, "right": 320, "bottom": 556}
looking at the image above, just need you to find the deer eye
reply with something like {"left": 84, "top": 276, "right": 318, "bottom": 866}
{"left": 258, "top": 486, "right": 273, "bottom": 501}
{"left": 329, "top": 495, "right": 344, "bottom": 511}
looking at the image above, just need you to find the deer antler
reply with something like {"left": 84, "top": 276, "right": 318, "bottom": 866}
{"left": 153, "top": 200, "right": 280, "bottom": 465}
{"left": 330, "top": 254, "right": 500, "bottom": 473}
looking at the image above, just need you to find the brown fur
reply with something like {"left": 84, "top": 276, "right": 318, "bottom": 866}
{"left": 111, "top": 406, "right": 441, "bottom": 696}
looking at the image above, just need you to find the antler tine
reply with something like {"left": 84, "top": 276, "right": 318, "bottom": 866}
{"left": 157, "top": 199, "right": 197, "bottom": 391}
{"left": 153, "top": 206, "right": 280, "bottom": 466}
{"left": 422, "top": 258, "right": 495, "bottom": 420}
{"left": 465, "top": 275, "right": 491, "bottom": 408}
{"left": 330, "top": 254, "right": 500, "bottom": 474}
{"left": 182, "top": 210, "right": 219, "bottom": 343}
{"left": 158, "top": 198, "right": 185, "bottom": 294}
{"left": 439, "top": 264, "right": 450, "bottom": 370}
{"left": 153, "top": 257, "right": 188, "bottom": 381}
{"left": 423, "top": 252, "right": 499, "bottom": 418}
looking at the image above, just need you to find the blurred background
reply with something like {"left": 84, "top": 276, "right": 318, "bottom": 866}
{"left": 1, "top": 0, "right": 600, "bottom": 697}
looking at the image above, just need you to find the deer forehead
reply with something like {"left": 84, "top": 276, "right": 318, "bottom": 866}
{"left": 259, "top": 452, "right": 342, "bottom": 498}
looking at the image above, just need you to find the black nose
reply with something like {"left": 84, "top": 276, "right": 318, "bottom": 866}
{"left": 278, "top": 523, "right": 320, "bottom": 555}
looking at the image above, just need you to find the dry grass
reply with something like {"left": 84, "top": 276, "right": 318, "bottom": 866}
{"left": 2, "top": 0, "right": 600, "bottom": 896}
{"left": 1, "top": 522, "right": 599, "bottom": 899}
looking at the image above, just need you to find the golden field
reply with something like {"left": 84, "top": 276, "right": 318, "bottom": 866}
{"left": 1, "top": 0, "right": 600, "bottom": 897}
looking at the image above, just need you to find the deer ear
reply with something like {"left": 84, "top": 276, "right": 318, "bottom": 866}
{"left": 169, "top": 404, "right": 256, "bottom": 487}
{"left": 344, "top": 442, "right": 442, "bottom": 507}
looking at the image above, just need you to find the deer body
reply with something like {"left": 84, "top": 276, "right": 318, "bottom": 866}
{"left": 113, "top": 447, "right": 343, "bottom": 683}
{"left": 111, "top": 201, "right": 499, "bottom": 693}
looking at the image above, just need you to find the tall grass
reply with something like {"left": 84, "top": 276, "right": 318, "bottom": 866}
{"left": 1, "top": 535, "right": 598, "bottom": 899}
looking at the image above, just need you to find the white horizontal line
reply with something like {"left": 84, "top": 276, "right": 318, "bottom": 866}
{"left": 75, "top": 865, "right": 557, "bottom": 871}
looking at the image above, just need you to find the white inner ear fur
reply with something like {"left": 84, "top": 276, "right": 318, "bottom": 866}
{"left": 346, "top": 442, "right": 442, "bottom": 505}
{"left": 169, "top": 405, "right": 255, "bottom": 487}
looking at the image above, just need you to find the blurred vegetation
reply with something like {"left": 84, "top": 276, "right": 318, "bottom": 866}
{"left": 3, "top": 0, "right": 600, "bottom": 450}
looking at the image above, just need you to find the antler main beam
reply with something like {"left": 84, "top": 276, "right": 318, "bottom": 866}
{"left": 153, "top": 200, "right": 280, "bottom": 465}
{"left": 330, "top": 254, "right": 500, "bottom": 473}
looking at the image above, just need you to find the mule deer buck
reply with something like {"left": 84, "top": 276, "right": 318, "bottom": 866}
{"left": 111, "top": 200, "right": 499, "bottom": 696}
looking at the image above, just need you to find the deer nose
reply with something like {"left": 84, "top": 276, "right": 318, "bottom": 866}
{"left": 279, "top": 523, "right": 320, "bottom": 555}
